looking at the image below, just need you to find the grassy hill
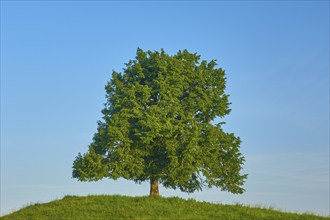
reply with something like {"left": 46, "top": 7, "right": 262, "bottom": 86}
{"left": 1, "top": 195, "right": 329, "bottom": 219}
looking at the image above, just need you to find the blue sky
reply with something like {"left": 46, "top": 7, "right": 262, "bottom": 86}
{"left": 1, "top": 1, "right": 329, "bottom": 216}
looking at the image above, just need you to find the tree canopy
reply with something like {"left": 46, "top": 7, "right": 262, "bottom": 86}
{"left": 72, "top": 48, "right": 247, "bottom": 195}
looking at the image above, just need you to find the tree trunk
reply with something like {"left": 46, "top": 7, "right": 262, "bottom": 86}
{"left": 149, "top": 178, "right": 159, "bottom": 196}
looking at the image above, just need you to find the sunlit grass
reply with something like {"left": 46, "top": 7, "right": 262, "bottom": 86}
{"left": 1, "top": 195, "right": 329, "bottom": 219}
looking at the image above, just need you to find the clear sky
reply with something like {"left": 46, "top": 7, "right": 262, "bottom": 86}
{"left": 1, "top": 1, "right": 329, "bottom": 217}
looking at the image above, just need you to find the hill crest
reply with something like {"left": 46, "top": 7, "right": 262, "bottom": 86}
{"left": 1, "top": 195, "right": 328, "bottom": 219}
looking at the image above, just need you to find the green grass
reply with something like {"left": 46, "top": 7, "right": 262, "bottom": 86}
{"left": 1, "top": 195, "right": 329, "bottom": 220}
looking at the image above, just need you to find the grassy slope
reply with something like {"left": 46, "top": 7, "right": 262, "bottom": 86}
{"left": 1, "top": 195, "right": 329, "bottom": 220}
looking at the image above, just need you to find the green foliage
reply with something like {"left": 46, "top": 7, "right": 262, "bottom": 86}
{"left": 1, "top": 195, "right": 328, "bottom": 220}
{"left": 72, "top": 48, "right": 247, "bottom": 194}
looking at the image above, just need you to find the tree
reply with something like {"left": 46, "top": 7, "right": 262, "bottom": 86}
{"left": 72, "top": 48, "right": 247, "bottom": 196}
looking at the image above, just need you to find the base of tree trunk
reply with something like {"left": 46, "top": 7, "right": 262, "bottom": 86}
{"left": 150, "top": 178, "right": 159, "bottom": 196}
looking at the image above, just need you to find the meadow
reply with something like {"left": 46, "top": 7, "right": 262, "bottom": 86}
{"left": 1, "top": 195, "right": 329, "bottom": 219}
